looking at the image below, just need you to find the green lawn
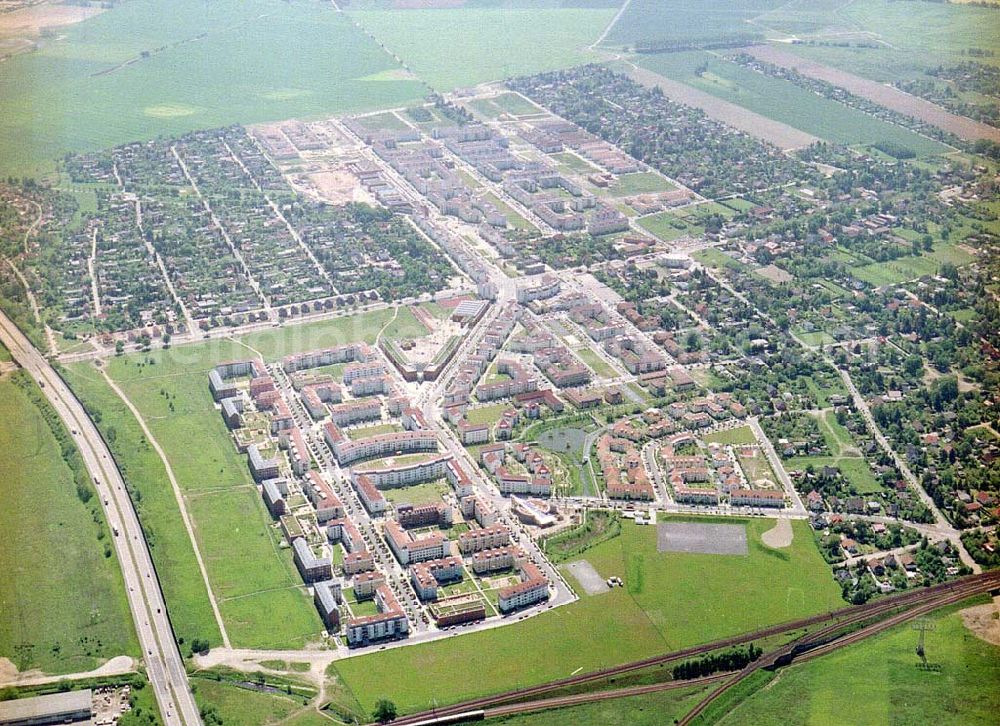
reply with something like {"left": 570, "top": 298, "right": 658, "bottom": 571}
{"left": 703, "top": 425, "right": 756, "bottom": 446}
{"left": 333, "top": 517, "right": 841, "bottom": 715}
{"left": 607, "top": 172, "right": 677, "bottom": 197}
{"left": 786, "top": 455, "right": 884, "bottom": 495}
{"left": 382, "top": 480, "right": 448, "bottom": 507}
{"left": 0, "top": 0, "right": 426, "bottom": 176}
{"left": 0, "top": 375, "right": 138, "bottom": 674}
{"left": 466, "top": 402, "right": 510, "bottom": 426}
{"left": 552, "top": 152, "right": 601, "bottom": 175}
{"left": 572, "top": 346, "right": 618, "bottom": 378}
{"left": 347, "top": 423, "right": 403, "bottom": 440}
{"left": 720, "top": 598, "right": 1000, "bottom": 726}
{"left": 350, "top": 8, "right": 614, "bottom": 90}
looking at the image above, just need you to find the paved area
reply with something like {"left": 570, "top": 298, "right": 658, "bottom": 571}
{"left": 657, "top": 522, "right": 748, "bottom": 556}
{"left": 564, "top": 560, "right": 609, "bottom": 596}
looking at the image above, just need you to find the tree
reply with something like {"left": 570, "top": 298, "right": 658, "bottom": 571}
{"left": 115, "top": 340, "right": 125, "bottom": 356}
{"left": 373, "top": 699, "right": 397, "bottom": 723}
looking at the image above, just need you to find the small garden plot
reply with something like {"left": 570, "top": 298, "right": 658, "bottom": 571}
{"left": 736, "top": 446, "right": 780, "bottom": 489}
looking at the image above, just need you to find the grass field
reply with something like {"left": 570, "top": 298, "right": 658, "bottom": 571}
{"left": 0, "top": 0, "right": 427, "bottom": 176}
{"left": 635, "top": 51, "right": 950, "bottom": 156}
{"left": 350, "top": 8, "right": 614, "bottom": 90}
{"left": 703, "top": 425, "right": 756, "bottom": 446}
{"left": 720, "top": 598, "right": 1000, "bottom": 725}
{"left": 606, "top": 172, "right": 677, "bottom": 197}
{"left": 333, "top": 517, "right": 841, "bottom": 714}
{"left": 62, "top": 363, "right": 222, "bottom": 649}
{"left": 0, "top": 375, "right": 138, "bottom": 674}
{"left": 572, "top": 346, "right": 618, "bottom": 378}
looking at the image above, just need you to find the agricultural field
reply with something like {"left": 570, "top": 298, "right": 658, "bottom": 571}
{"left": 635, "top": 51, "right": 951, "bottom": 155}
{"left": 332, "top": 517, "right": 841, "bottom": 714}
{"left": 603, "top": 0, "right": 785, "bottom": 47}
{"left": 0, "top": 374, "right": 138, "bottom": 674}
{"left": 720, "top": 599, "right": 1000, "bottom": 725}
{"left": 348, "top": 7, "right": 615, "bottom": 90}
{"left": 0, "top": 0, "right": 427, "bottom": 176}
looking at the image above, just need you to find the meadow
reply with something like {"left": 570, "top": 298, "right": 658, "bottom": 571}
{"left": 332, "top": 517, "right": 841, "bottom": 714}
{"left": 0, "top": 375, "right": 137, "bottom": 674}
{"left": 719, "top": 598, "right": 1000, "bottom": 725}
{"left": 62, "top": 363, "right": 222, "bottom": 650}
{"left": 848, "top": 241, "right": 976, "bottom": 287}
{"left": 349, "top": 7, "right": 614, "bottom": 90}
{"left": 635, "top": 51, "right": 950, "bottom": 155}
{"left": 0, "top": 0, "right": 426, "bottom": 176}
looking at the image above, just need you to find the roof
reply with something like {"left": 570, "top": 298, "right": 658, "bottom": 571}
{"left": 0, "top": 690, "right": 92, "bottom": 722}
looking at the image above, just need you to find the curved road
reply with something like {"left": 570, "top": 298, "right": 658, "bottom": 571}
{"left": 0, "top": 310, "right": 200, "bottom": 726}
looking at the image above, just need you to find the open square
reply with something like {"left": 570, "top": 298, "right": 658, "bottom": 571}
{"left": 657, "top": 521, "right": 748, "bottom": 556}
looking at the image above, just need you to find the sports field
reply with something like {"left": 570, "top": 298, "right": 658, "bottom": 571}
{"left": 350, "top": 7, "right": 614, "bottom": 90}
{"left": 0, "top": 0, "right": 426, "bottom": 175}
{"left": 720, "top": 599, "right": 1000, "bottom": 725}
{"left": 0, "top": 374, "right": 138, "bottom": 674}
{"left": 332, "top": 517, "right": 841, "bottom": 714}
{"left": 635, "top": 52, "right": 950, "bottom": 155}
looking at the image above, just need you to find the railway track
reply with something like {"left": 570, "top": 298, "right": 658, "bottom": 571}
{"left": 388, "top": 571, "right": 1000, "bottom": 726}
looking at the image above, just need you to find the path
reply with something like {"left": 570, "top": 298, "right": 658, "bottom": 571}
{"left": 0, "top": 656, "right": 136, "bottom": 689}
{"left": 761, "top": 517, "right": 793, "bottom": 548}
{"left": 99, "top": 366, "right": 232, "bottom": 649}
{"left": 590, "top": 0, "right": 631, "bottom": 49}
{"left": 88, "top": 224, "right": 102, "bottom": 317}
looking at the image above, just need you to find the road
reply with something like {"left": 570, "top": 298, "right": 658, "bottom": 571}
{"left": 0, "top": 310, "right": 200, "bottom": 726}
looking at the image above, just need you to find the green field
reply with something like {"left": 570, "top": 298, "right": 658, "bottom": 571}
{"left": 606, "top": 172, "right": 677, "bottom": 197}
{"left": 0, "top": 374, "right": 138, "bottom": 674}
{"left": 60, "top": 309, "right": 414, "bottom": 649}
{"left": 333, "top": 517, "right": 841, "bottom": 714}
{"left": 635, "top": 51, "right": 950, "bottom": 156}
{"left": 350, "top": 8, "right": 614, "bottom": 90}
{"left": 347, "top": 423, "right": 404, "bottom": 440}
{"left": 466, "top": 402, "right": 511, "bottom": 426}
{"left": 0, "top": 0, "right": 427, "bottom": 176}
{"left": 62, "top": 363, "right": 222, "bottom": 649}
{"left": 572, "top": 346, "right": 618, "bottom": 378}
{"left": 849, "top": 241, "right": 976, "bottom": 287}
{"left": 703, "top": 425, "right": 756, "bottom": 446}
{"left": 720, "top": 599, "right": 1000, "bottom": 725}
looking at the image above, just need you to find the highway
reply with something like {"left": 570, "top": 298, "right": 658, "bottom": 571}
{"left": 0, "top": 310, "right": 200, "bottom": 726}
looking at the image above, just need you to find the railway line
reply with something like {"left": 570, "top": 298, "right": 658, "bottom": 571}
{"left": 387, "top": 570, "right": 1000, "bottom": 726}
{"left": 677, "top": 573, "right": 1000, "bottom": 725}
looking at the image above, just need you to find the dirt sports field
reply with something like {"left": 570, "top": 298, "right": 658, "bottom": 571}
{"left": 627, "top": 64, "right": 820, "bottom": 151}
{"left": 746, "top": 45, "right": 1000, "bottom": 144}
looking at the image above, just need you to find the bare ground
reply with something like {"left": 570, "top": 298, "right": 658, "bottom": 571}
{"left": 960, "top": 601, "right": 1000, "bottom": 647}
{"left": 626, "top": 64, "right": 820, "bottom": 150}
{"left": 761, "top": 517, "right": 793, "bottom": 549}
{"left": 745, "top": 45, "right": 1000, "bottom": 144}
{"left": 0, "top": 2, "right": 104, "bottom": 35}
